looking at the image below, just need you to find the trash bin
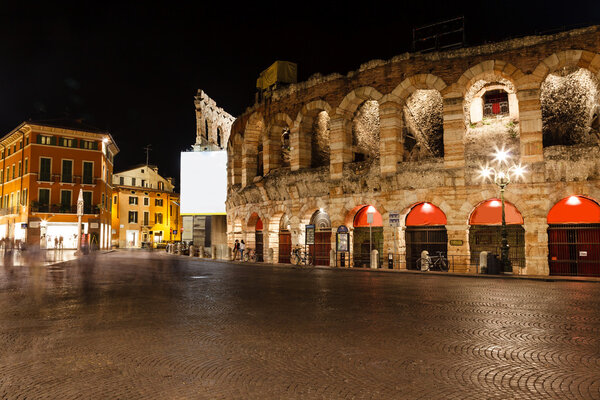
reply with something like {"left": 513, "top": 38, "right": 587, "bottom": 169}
{"left": 486, "top": 253, "right": 500, "bottom": 275}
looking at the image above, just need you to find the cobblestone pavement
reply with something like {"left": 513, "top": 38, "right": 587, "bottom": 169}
{"left": 1, "top": 251, "right": 599, "bottom": 399}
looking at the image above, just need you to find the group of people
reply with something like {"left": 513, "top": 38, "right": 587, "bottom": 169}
{"left": 232, "top": 239, "right": 246, "bottom": 261}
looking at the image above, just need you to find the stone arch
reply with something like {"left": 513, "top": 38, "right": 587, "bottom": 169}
{"left": 266, "top": 113, "right": 293, "bottom": 172}
{"left": 336, "top": 86, "right": 384, "bottom": 118}
{"left": 216, "top": 125, "right": 223, "bottom": 148}
{"left": 532, "top": 50, "right": 600, "bottom": 87}
{"left": 388, "top": 74, "right": 447, "bottom": 103}
{"left": 454, "top": 60, "right": 524, "bottom": 96}
{"left": 242, "top": 112, "right": 265, "bottom": 186}
{"left": 293, "top": 100, "right": 333, "bottom": 169}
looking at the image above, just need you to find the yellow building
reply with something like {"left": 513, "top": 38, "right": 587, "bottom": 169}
{"left": 0, "top": 119, "right": 118, "bottom": 249}
{"left": 111, "top": 165, "right": 181, "bottom": 248}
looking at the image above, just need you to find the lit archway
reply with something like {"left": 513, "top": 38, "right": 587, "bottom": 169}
{"left": 405, "top": 202, "right": 448, "bottom": 270}
{"left": 547, "top": 195, "right": 600, "bottom": 277}
{"left": 352, "top": 205, "right": 383, "bottom": 268}
{"left": 278, "top": 215, "right": 292, "bottom": 264}
{"left": 309, "top": 209, "right": 332, "bottom": 266}
{"left": 468, "top": 199, "right": 525, "bottom": 268}
{"left": 255, "top": 217, "right": 264, "bottom": 262}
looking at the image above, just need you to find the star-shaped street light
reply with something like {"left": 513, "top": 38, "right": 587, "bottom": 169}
{"left": 479, "top": 147, "right": 527, "bottom": 274}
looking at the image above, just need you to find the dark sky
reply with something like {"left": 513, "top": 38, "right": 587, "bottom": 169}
{"left": 1, "top": 1, "right": 598, "bottom": 186}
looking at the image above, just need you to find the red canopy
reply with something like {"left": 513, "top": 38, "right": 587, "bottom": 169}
{"left": 547, "top": 196, "right": 600, "bottom": 224}
{"left": 406, "top": 203, "right": 447, "bottom": 226}
{"left": 354, "top": 206, "right": 383, "bottom": 227}
{"left": 256, "top": 218, "right": 263, "bottom": 230}
{"left": 469, "top": 198, "right": 523, "bottom": 225}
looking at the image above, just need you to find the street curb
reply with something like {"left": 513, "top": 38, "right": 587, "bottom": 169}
{"left": 176, "top": 255, "right": 600, "bottom": 284}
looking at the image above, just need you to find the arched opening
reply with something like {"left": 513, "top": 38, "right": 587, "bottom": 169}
{"left": 541, "top": 67, "right": 600, "bottom": 147}
{"left": 255, "top": 217, "right": 263, "bottom": 262}
{"left": 464, "top": 77, "right": 520, "bottom": 164}
{"left": 278, "top": 215, "right": 292, "bottom": 263}
{"left": 352, "top": 100, "right": 380, "bottom": 162}
{"left": 281, "top": 129, "right": 290, "bottom": 168}
{"left": 469, "top": 199, "right": 525, "bottom": 268}
{"left": 405, "top": 202, "right": 448, "bottom": 270}
{"left": 352, "top": 205, "right": 383, "bottom": 268}
{"left": 256, "top": 137, "right": 264, "bottom": 177}
{"left": 217, "top": 127, "right": 222, "bottom": 148}
{"left": 547, "top": 195, "right": 600, "bottom": 276}
{"left": 309, "top": 209, "right": 331, "bottom": 266}
{"left": 205, "top": 119, "right": 209, "bottom": 140}
{"left": 311, "top": 111, "right": 331, "bottom": 168}
{"left": 403, "top": 90, "right": 444, "bottom": 161}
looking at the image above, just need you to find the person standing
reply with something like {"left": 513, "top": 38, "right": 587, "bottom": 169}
{"left": 239, "top": 240, "right": 245, "bottom": 261}
{"left": 233, "top": 240, "right": 240, "bottom": 260}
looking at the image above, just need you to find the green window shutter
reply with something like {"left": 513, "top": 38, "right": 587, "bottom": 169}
{"left": 72, "top": 139, "right": 78, "bottom": 148}
{"left": 79, "top": 140, "right": 85, "bottom": 149}
{"left": 36, "top": 134, "right": 42, "bottom": 144}
{"left": 93, "top": 141, "right": 98, "bottom": 150}
{"left": 50, "top": 136, "right": 57, "bottom": 146}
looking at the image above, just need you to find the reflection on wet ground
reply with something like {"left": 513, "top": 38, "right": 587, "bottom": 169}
{"left": 0, "top": 251, "right": 599, "bottom": 399}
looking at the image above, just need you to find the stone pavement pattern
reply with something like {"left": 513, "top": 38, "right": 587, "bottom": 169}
{"left": 0, "top": 251, "right": 599, "bottom": 399}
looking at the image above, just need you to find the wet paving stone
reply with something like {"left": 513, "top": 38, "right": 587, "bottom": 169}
{"left": 1, "top": 251, "right": 599, "bottom": 399}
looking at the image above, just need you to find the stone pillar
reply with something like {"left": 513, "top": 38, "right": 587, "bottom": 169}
{"left": 523, "top": 219, "right": 549, "bottom": 276}
{"left": 265, "top": 227, "right": 279, "bottom": 264}
{"left": 379, "top": 102, "right": 403, "bottom": 176}
{"left": 242, "top": 146, "right": 257, "bottom": 187}
{"left": 291, "top": 123, "right": 311, "bottom": 171}
{"left": 446, "top": 222, "right": 470, "bottom": 273}
{"left": 263, "top": 132, "right": 279, "bottom": 174}
{"left": 442, "top": 95, "right": 466, "bottom": 169}
{"left": 329, "top": 115, "right": 351, "bottom": 180}
{"left": 517, "top": 89, "right": 544, "bottom": 164}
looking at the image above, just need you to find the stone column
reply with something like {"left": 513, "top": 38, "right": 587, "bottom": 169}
{"left": 379, "top": 102, "right": 403, "bottom": 176}
{"left": 263, "top": 132, "right": 279, "bottom": 174}
{"left": 241, "top": 145, "right": 257, "bottom": 188}
{"left": 442, "top": 95, "right": 466, "bottom": 170}
{"left": 291, "top": 123, "right": 311, "bottom": 171}
{"left": 523, "top": 218, "right": 549, "bottom": 276}
{"left": 517, "top": 89, "right": 544, "bottom": 164}
{"left": 446, "top": 222, "right": 470, "bottom": 273}
{"left": 329, "top": 115, "right": 351, "bottom": 180}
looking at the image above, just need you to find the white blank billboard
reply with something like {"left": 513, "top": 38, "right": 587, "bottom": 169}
{"left": 180, "top": 151, "right": 227, "bottom": 214}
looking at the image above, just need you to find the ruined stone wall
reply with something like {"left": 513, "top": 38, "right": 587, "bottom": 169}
{"left": 194, "top": 89, "right": 235, "bottom": 150}
{"left": 226, "top": 26, "right": 600, "bottom": 276}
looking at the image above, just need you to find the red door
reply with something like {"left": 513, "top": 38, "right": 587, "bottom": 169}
{"left": 278, "top": 232, "right": 291, "bottom": 263}
{"left": 310, "top": 231, "right": 331, "bottom": 266}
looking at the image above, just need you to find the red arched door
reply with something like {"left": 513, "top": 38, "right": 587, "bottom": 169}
{"left": 548, "top": 196, "right": 600, "bottom": 276}
{"left": 405, "top": 202, "right": 448, "bottom": 270}
{"left": 278, "top": 215, "right": 291, "bottom": 264}
{"left": 309, "top": 210, "right": 332, "bottom": 266}
{"left": 353, "top": 206, "right": 383, "bottom": 268}
{"left": 255, "top": 218, "right": 263, "bottom": 262}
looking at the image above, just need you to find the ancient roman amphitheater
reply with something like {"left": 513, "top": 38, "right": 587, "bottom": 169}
{"left": 226, "top": 26, "right": 600, "bottom": 276}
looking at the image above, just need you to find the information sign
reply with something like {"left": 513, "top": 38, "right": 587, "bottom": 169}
{"left": 389, "top": 211, "right": 400, "bottom": 227}
{"left": 305, "top": 224, "right": 315, "bottom": 245}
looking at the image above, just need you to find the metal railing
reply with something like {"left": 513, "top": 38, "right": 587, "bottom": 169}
{"left": 30, "top": 204, "right": 100, "bottom": 214}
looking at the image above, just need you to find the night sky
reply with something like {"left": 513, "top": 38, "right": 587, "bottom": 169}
{"left": 1, "top": 1, "right": 598, "bottom": 187}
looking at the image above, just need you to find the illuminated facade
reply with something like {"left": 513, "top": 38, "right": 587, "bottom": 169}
{"left": 0, "top": 120, "right": 118, "bottom": 249}
{"left": 111, "top": 165, "right": 181, "bottom": 248}
{"left": 226, "top": 26, "right": 600, "bottom": 276}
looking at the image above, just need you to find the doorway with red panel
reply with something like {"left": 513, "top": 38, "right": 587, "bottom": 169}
{"left": 309, "top": 209, "right": 332, "bottom": 266}
{"left": 405, "top": 202, "right": 448, "bottom": 270}
{"left": 255, "top": 217, "right": 264, "bottom": 262}
{"left": 547, "top": 196, "right": 600, "bottom": 277}
{"left": 278, "top": 215, "right": 292, "bottom": 264}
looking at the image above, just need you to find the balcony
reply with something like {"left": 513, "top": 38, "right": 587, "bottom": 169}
{"left": 0, "top": 207, "right": 19, "bottom": 216}
{"left": 30, "top": 204, "right": 101, "bottom": 214}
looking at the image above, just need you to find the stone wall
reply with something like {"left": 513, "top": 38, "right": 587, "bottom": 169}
{"left": 226, "top": 26, "right": 600, "bottom": 276}
{"left": 194, "top": 89, "right": 235, "bottom": 150}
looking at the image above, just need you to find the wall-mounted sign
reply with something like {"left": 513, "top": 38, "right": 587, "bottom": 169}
{"left": 305, "top": 224, "right": 315, "bottom": 245}
{"left": 336, "top": 232, "right": 349, "bottom": 252}
{"left": 21, "top": 223, "right": 28, "bottom": 229}
{"left": 450, "top": 240, "right": 464, "bottom": 246}
{"left": 90, "top": 222, "right": 99, "bottom": 229}
{"left": 579, "top": 251, "right": 588, "bottom": 257}
{"left": 337, "top": 225, "right": 349, "bottom": 234}
{"left": 29, "top": 221, "right": 40, "bottom": 228}
{"left": 389, "top": 211, "right": 400, "bottom": 227}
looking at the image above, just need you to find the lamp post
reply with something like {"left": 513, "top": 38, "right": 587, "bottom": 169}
{"left": 479, "top": 148, "right": 526, "bottom": 274}
{"left": 74, "top": 189, "right": 84, "bottom": 256}
{"left": 366, "top": 206, "right": 375, "bottom": 264}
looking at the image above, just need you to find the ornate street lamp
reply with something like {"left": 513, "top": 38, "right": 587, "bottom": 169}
{"left": 479, "top": 148, "right": 526, "bottom": 274}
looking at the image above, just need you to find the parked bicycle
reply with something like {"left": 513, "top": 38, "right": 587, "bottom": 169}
{"left": 291, "top": 246, "right": 313, "bottom": 268}
{"left": 416, "top": 251, "right": 449, "bottom": 272}
{"left": 243, "top": 248, "right": 258, "bottom": 263}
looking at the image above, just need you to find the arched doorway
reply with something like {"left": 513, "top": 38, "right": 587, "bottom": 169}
{"left": 353, "top": 205, "right": 383, "bottom": 268}
{"left": 469, "top": 199, "right": 525, "bottom": 268}
{"left": 547, "top": 196, "right": 600, "bottom": 276}
{"left": 405, "top": 202, "right": 448, "bottom": 270}
{"left": 255, "top": 218, "right": 263, "bottom": 262}
{"left": 278, "top": 215, "right": 292, "bottom": 263}
{"left": 309, "top": 210, "right": 331, "bottom": 266}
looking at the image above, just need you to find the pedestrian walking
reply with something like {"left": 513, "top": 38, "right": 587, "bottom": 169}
{"left": 233, "top": 240, "right": 239, "bottom": 260}
{"left": 239, "top": 240, "right": 245, "bottom": 261}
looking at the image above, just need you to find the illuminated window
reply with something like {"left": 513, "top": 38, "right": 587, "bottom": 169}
{"left": 483, "top": 90, "right": 509, "bottom": 117}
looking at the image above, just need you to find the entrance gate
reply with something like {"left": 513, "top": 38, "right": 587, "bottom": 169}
{"left": 548, "top": 224, "right": 600, "bottom": 276}
{"left": 255, "top": 218, "right": 263, "bottom": 262}
{"left": 406, "top": 227, "right": 448, "bottom": 270}
{"left": 309, "top": 210, "right": 332, "bottom": 266}
{"left": 278, "top": 215, "right": 292, "bottom": 264}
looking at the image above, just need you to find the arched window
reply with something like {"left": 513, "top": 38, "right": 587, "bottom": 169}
{"left": 217, "top": 127, "right": 222, "bottom": 148}
{"left": 205, "top": 119, "right": 209, "bottom": 139}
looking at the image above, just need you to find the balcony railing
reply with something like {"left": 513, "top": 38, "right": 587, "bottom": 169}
{"left": 0, "top": 207, "right": 19, "bottom": 216}
{"left": 35, "top": 173, "right": 98, "bottom": 185}
{"left": 30, "top": 204, "right": 101, "bottom": 214}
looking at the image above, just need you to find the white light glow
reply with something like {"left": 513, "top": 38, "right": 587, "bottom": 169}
{"left": 566, "top": 196, "right": 582, "bottom": 205}
{"left": 180, "top": 151, "right": 227, "bottom": 214}
{"left": 366, "top": 205, "right": 376, "bottom": 214}
{"left": 490, "top": 200, "right": 501, "bottom": 207}
{"left": 493, "top": 148, "right": 511, "bottom": 164}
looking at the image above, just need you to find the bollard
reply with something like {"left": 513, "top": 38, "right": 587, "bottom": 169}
{"left": 370, "top": 249, "right": 379, "bottom": 269}
{"left": 189, "top": 245, "right": 195, "bottom": 257}
{"left": 212, "top": 245, "right": 217, "bottom": 259}
{"left": 420, "top": 250, "right": 429, "bottom": 271}
{"left": 479, "top": 251, "right": 488, "bottom": 274}
{"left": 268, "top": 248, "right": 274, "bottom": 263}
{"left": 330, "top": 249, "right": 336, "bottom": 267}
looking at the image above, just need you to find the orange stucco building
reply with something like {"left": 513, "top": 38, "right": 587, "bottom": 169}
{"left": 0, "top": 120, "right": 118, "bottom": 249}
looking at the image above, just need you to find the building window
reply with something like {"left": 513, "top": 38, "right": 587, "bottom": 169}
{"left": 24, "top": 158, "right": 28, "bottom": 174}
{"left": 62, "top": 159, "right": 73, "bottom": 183}
{"left": 81, "top": 140, "right": 97, "bottom": 150}
{"left": 83, "top": 161, "right": 93, "bottom": 184}
{"left": 83, "top": 191, "right": 93, "bottom": 214}
{"left": 39, "top": 135, "right": 52, "bottom": 145}
{"left": 17, "top": 161, "right": 21, "bottom": 177}
{"left": 143, "top": 211, "right": 149, "bottom": 226}
{"left": 39, "top": 157, "right": 52, "bottom": 181}
{"left": 158, "top": 181, "right": 164, "bottom": 190}
{"left": 129, "top": 196, "right": 138, "bottom": 205}
{"left": 5, "top": 168, "right": 8, "bottom": 182}
{"left": 119, "top": 176, "right": 124, "bottom": 185}
{"left": 0, "top": 169, "right": 3, "bottom": 184}
{"left": 22, "top": 188, "right": 27, "bottom": 206}
{"left": 132, "top": 177, "right": 136, "bottom": 186}
{"left": 60, "top": 190, "right": 72, "bottom": 211}
{"left": 155, "top": 199, "right": 163, "bottom": 207}
{"left": 141, "top": 179, "right": 146, "bottom": 187}
{"left": 26, "top": 136, "right": 29, "bottom": 146}
{"left": 143, "top": 197, "right": 149, "bottom": 206}
{"left": 128, "top": 211, "right": 138, "bottom": 223}
{"left": 60, "top": 138, "right": 76, "bottom": 147}
{"left": 102, "top": 193, "right": 105, "bottom": 209}
{"left": 11, "top": 164, "right": 15, "bottom": 180}
{"left": 113, "top": 195, "right": 117, "bottom": 203}
{"left": 155, "top": 213, "right": 163, "bottom": 224}
{"left": 39, "top": 188, "right": 50, "bottom": 212}
{"left": 19, "top": 141, "right": 22, "bottom": 149}
{"left": 483, "top": 89, "right": 509, "bottom": 117}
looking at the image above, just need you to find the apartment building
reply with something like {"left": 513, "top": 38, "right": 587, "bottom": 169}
{"left": 0, "top": 119, "right": 118, "bottom": 249}
{"left": 111, "top": 165, "right": 181, "bottom": 248}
